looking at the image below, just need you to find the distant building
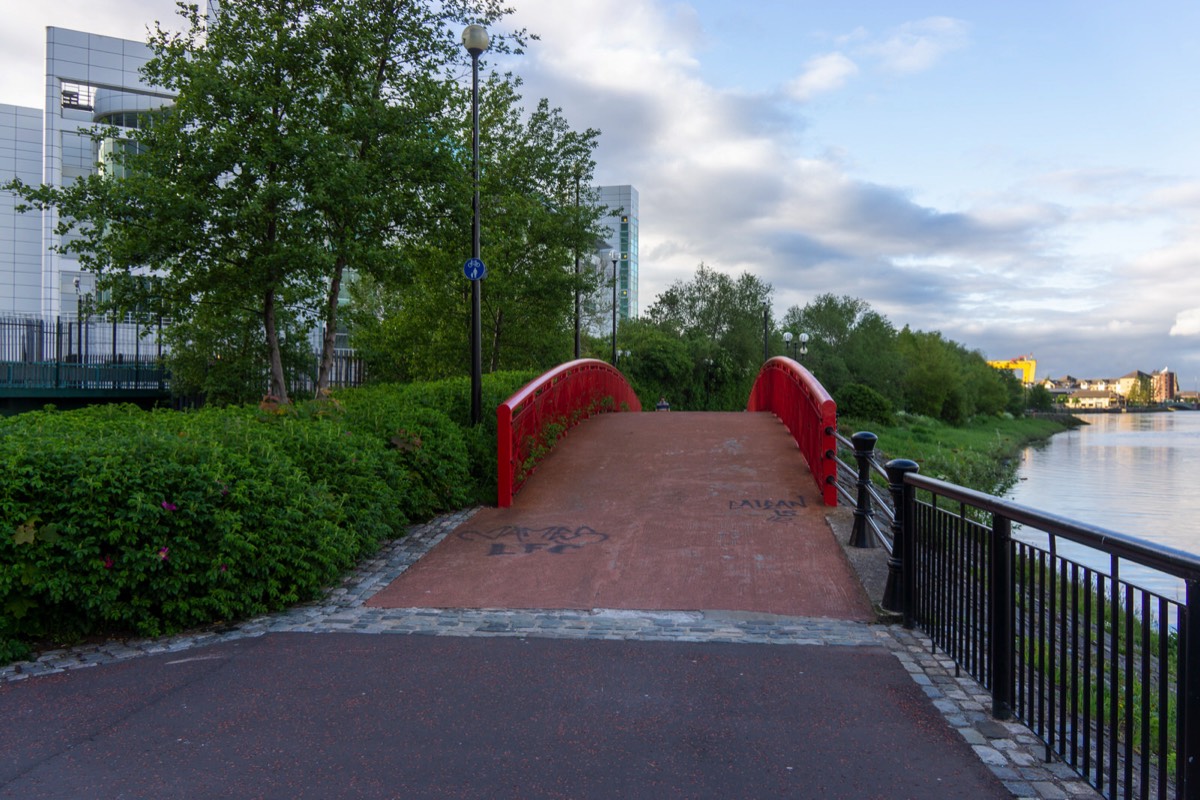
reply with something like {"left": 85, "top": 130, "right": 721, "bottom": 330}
{"left": 0, "top": 27, "right": 172, "bottom": 319}
{"left": 593, "top": 185, "right": 639, "bottom": 324}
{"left": 1066, "top": 389, "right": 1120, "bottom": 410}
{"left": 1151, "top": 369, "right": 1179, "bottom": 402}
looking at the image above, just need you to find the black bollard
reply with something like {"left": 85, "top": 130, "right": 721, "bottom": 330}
{"left": 848, "top": 432, "right": 877, "bottom": 548}
{"left": 881, "top": 459, "right": 919, "bottom": 626}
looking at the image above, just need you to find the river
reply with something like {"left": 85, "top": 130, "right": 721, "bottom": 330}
{"left": 1005, "top": 410, "right": 1200, "bottom": 600}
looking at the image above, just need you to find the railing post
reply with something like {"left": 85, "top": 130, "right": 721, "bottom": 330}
{"left": 989, "top": 514, "right": 1014, "bottom": 720}
{"left": 848, "top": 431, "right": 877, "bottom": 548}
{"left": 497, "top": 403, "right": 513, "bottom": 508}
{"left": 1184, "top": 578, "right": 1200, "bottom": 797}
{"left": 882, "top": 458, "right": 919, "bottom": 627}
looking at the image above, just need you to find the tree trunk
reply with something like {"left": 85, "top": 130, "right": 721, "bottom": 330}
{"left": 315, "top": 254, "right": 346, "bottom": 397}
{"left": 263, "top": 285, "right": 290, "bottom": 404}
{"left": 490, "top": 308, "right": 503, "bottom": 372}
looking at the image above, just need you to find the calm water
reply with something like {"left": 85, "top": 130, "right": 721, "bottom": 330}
{"left": 1005, "top": 411, "right": 1200, "bottom": 599}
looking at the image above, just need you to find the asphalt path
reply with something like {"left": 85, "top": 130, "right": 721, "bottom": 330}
{"left": 1, "top": 632, "right": 1009, "bottom": 799}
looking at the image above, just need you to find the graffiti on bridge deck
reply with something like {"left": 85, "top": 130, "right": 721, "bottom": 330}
{"left": 458, "top": 524, "right": 609, "bottom": 556}
{"left": 727, "top": 497, "right": 806, "bottom": 523}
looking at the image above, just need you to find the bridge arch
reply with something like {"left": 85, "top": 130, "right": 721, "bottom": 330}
{"left": 747, "top": 357, "right": 838, "bottom": 506}
{"left": 496, "top": 358, "right": 640, "bottom": 507}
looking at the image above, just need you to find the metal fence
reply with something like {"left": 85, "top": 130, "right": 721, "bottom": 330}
{"left": 0, "top": 315, "right": 364, "bottom": 397}
{"left": 880, "top": 459, "right": 1200, "bottom": 800}
{"left": 830, "top": 427, "right": 1200, "bottom": 799}
{"left": 0, "top": 315, "right": 167, "bottom": 391}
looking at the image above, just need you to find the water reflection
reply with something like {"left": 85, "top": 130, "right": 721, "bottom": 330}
{"left": 1006, "top": 411, "right": 1200, "bottom": 601}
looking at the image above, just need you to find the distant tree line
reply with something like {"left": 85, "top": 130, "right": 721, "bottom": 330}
{"left": 599, "top": 267, "right": 1026, "bottom": 425}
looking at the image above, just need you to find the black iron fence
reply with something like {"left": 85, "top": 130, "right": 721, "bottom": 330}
{"left": 0, "top": 315, "right": 364, "bottom": 397}
{"left": 0, "top": 315, "right": 167, "bottom": 392}
{"left": 832, "top": 429, "right": 1200, "bottom": 800}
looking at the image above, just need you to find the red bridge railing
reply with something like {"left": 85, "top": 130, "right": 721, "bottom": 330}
{"left": 747, "top": 356, "right": 838, "bottom": 506}
{"left": 497, "top": 359, "right": 642, "bottom": 507}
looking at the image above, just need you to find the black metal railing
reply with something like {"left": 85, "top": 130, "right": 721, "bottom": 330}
{"left": 1, "top": 315, "right": 365, "bottom": 397}
{"left": 0, "top": 314, "right": 168, "bottom": 392}
{"left": 873, "top": 457, "right": 1200, "bottom": 800}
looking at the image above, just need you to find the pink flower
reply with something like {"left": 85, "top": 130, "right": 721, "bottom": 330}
{"left": 161, "top": 501, "right": 177, "bottom": 511}
{"left": 102, "top": 555, "right": 114, "bottom": 569}
{"left": 219, "top": 564, "right": 228, "bottom": 573}
{"left": 158, "top": 546, "right": 170, "bottom": 561}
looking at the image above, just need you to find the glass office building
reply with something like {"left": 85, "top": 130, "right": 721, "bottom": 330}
{"left": 594, "top": 184, "right": 639, "bottom": 323}
{"left": 0, "top": 27, "right": 172, "bottom": 318}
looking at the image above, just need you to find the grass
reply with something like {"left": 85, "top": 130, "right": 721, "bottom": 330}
{"left": 838, "top": 412, "right": 1081, "bottom": 494}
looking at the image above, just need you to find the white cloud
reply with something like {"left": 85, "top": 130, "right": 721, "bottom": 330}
{"left": 862, "top": 17, "right": 969, "bottom": 75}
{"left": 786, "top": 52, "right": 858, "bottom": 102}
{"left": 1170, "top": 308, "right": 1200, "bottom": 336}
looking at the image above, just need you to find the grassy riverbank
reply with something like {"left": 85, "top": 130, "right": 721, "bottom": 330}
{"left": 838, "top": 412, "right": 1083, "bottom": 494}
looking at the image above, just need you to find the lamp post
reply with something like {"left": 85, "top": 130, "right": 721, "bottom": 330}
{"left": 783, "top": 331, "right": 810, "bottom": 361}
{"left": 609, "top": 249, "right": 618, "bottom": 364}
{"left": 463, "top": 24, "right": 489, "bottom": 426}
{"left": 762, "top": 303, "right": 769, "bottom": 363}
{"left": 573, "top": 169, "right": 581, "bottom": 360}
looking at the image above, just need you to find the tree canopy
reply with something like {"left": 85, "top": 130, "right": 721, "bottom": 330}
{"left": 7, "top": 0, "right": 523, "bottom": 404}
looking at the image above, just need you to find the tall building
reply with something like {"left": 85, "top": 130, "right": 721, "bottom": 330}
{"left": 0, "top": 27, "right": 172, "bottom": 319}
{"left": 594, "top": 185, "right": 638, "bottom": 323}
{"left": 0, "top": 104, "right": 42, "bottom": 315}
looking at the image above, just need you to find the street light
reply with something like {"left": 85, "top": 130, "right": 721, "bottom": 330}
{"left": 609, "top": 249, "right": 619, "bottom": 364}
{"left": 573, "top": 168, "right": 582, "bottom": 359}
{"left": 463, "top": 23, "right": 489, "bottom": 426}
{"left": 783, "top": 331, "right": 810, "bottom": 361}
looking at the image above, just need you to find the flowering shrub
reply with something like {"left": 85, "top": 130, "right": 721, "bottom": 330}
{"left": 0, "top": 374, "right": 537, "bottom": 661}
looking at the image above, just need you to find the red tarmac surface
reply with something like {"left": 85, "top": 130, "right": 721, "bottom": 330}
{"left": 369, "top": 411, "right": 873, "bottom": 619}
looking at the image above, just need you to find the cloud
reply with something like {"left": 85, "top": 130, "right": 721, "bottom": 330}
{"left": 861, "top": 17, "right": 969, "bottom": 75}
{"left": 786, "top": 52, "right": 858, "bottom": 102}
{"left": 1170, "top": 308, "right": 1200, "bottom": 336}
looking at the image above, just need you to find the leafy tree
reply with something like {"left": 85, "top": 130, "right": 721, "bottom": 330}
{"left": 6, "top": 0, "right": 521, "bottom": 404}
{"left": 345, "top": 74, "right": 604, "bottom": 382}
{"left": 1027, "top": 384, "right": 1055, "bottom": 412}
{"left": 644, "top": 264, "right": 773, "bottom": 408}
{"left": 780, "top": 294, "right": 902, "bottom": 403}
{"left": 616, "top": 318, "right": 695, "bottom": 409}
{"left": 1126, "top": 375, "right": 1154, "bottom": 406}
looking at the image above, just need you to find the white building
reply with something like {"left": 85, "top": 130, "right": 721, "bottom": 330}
{"left": 581, "top": 184, "right": 638, "bottom": 336}
{"left": 1, "top": 27, "right": 173, "bottom": 320}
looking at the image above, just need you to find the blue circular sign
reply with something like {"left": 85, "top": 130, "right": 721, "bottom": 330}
{"left": 463, "top": 258, "right": 487, "bottom": 281}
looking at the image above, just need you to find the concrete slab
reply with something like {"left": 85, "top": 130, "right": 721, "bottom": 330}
{"left": 369, "top": 412, "right": 873, "bottom": 619}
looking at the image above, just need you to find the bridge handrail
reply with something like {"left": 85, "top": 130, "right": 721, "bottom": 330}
{"left": 878, "top": 456, "right": 1200, "bottom": 798}
{"left": 496, "top": 358, "right": 641, "bottom": 508}
{"left": 746, "top": 356, "right": 838, "bottom": 506}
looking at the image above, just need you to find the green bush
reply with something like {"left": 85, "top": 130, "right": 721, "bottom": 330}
{"left": 335, "top": 385, "right": 471, "bottom": 517}
{"left": 0, "top": 370, "right": 543, "bottom": 661}
{"left": 836, "top": 383, "right": 895, "bottom": 426}
{"left": 0, "top": 403, "right": 406, "bottom": 646}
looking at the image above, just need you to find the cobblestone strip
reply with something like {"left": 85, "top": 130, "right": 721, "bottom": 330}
{"left": 0, "top": 507, "right": 1103, "bottom": 799}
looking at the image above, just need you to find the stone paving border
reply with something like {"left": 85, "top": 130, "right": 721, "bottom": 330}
{"left": 1, "top": 508, "right": 1101, "bottom": 799}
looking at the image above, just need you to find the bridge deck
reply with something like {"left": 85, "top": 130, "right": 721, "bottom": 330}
{"left": 369, "top": 411, "right": 873, "bottom": 620}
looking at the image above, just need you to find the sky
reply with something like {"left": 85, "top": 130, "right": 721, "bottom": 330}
{"left": 3, "top": 1, "right": 1200, "bottom": 384}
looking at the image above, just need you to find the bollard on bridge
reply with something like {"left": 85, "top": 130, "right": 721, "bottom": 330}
{"left": 847, "top": 431, "right": 878, "bottom": 548}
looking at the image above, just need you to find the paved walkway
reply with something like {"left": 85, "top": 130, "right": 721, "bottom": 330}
{"left": 370, "top": 413, "right": 872, "bottom": 619}
{"left": 0, "top": 412, "right": 1102, "bottom": 799}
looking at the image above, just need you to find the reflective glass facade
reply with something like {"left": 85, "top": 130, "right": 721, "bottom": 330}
{"left": 595, "top": 185, "right": 638, "bottom": 322}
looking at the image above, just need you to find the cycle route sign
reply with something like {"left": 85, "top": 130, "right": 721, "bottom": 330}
{"left": 463, "top": 258, "right": 487, "bottom": 281}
